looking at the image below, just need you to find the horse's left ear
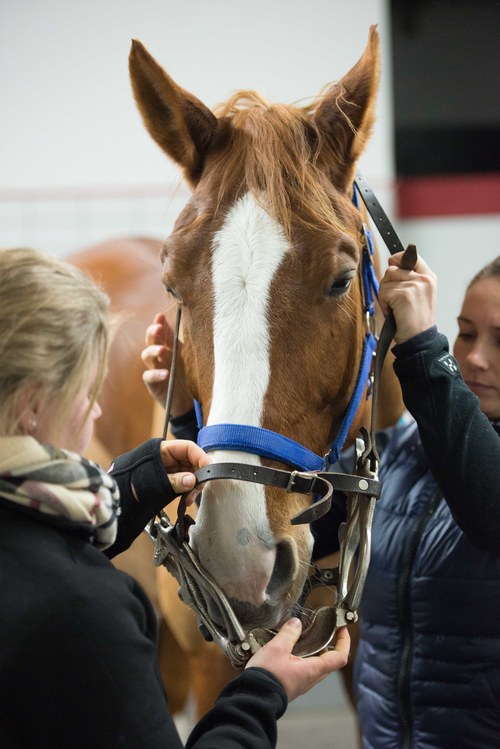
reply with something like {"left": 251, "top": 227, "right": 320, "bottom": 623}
{"left": 129, "top": 39, "right": 218, "bottom": 185}
{"left": 313, "top": 25, "right": 380, "bottom": 192}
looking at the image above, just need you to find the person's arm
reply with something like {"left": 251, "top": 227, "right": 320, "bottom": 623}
{"left": 311, "top": 489, "right": 347, "bottom": 561}
{"left": 105, "top": 438, "right": 210, "bottom": 557}
{"left": 170, "top": 408, "right": 199, "bottom": 442}
{"left": 186, "top": 668, "right": 286, "bottom": 749}
{"left": 187, "top": 619, "right": 349, "bottom": 749}
{"left": 393, "top": 328, "right": 500, "bottom": 553}
{"left": 379, "top": 252, "right": 500, "bottom": 553}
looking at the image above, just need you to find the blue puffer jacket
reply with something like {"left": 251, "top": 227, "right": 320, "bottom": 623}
{"left": 354, "top": 420, "right": 500, "bottom": 749}
{"left": 347, "top": 328, "right": 500, "bottom": 749}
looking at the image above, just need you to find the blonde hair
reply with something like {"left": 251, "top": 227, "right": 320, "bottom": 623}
{"left": 0, "top": 248, "right": 110, "bottom": 438}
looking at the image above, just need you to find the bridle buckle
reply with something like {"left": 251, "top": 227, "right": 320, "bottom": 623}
{"left": 286, "top": 470, "right": 317, "bottom": 494}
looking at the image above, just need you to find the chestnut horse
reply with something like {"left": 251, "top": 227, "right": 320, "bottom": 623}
{"left": 129, "top": 24, "right": 404, "bottom": 671}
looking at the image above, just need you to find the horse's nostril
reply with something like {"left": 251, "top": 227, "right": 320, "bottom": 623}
{"left": 266, "top": 540, "right": 297, "bottom": 599}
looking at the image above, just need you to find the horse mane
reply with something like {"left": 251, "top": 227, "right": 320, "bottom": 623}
{"left": 213, "top": 91, "right": 351, "bottom": 239}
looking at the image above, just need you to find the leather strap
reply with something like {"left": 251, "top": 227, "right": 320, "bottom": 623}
{"left": 194, "top": 463, "right": 381, "bottom": 525}
{"left": 195, "top": 463, "right": 327, "bottom": 496}
{"left": 162, "top": 304, "right": 183, "bottom": 439}
{"left": 354, "top": 171, "right": 406, "bottom": 255}
{"left": 367, "top": 243, "right": 418, "bottom": 459}
{"left": 354, "top": 171, "right": 418, "bottom": 464}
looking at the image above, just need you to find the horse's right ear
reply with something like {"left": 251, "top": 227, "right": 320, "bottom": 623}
{"left": 313, "top": 25, "right": 380, "bottom": 193}
{"left": 129, "top": 40, "right": 217, "bottom": 185}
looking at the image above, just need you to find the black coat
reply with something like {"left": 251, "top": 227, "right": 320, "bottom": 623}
{"left": 0, "top": 440, "right": 286, "bottom": 748}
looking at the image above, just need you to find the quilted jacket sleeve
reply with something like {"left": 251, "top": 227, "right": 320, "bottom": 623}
{"left": 393, "top": 327, "right": 500, "bottom": 554}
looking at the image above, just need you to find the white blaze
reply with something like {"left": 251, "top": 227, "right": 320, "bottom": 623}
{"left": 209, "top": 193, "right": 289, "bottom": 425}
{"left": 190, "top": 193, "right": 291, "bottom": 606}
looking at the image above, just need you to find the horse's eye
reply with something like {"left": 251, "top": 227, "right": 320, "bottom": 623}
{"left": 163, "top": 281, "right": 181, "bottom": 301}
{"left": 325, "top": 271, "right": 355, "bottom": 297}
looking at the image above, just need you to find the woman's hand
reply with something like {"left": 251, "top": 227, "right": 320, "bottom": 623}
{"left": 141, "top": 312, "right": 193, "bottom": 415}
{"left": 159, "top": 439, "right": 211, "bottom": 505}
{"left": 246, "top": 618, "right": 350, "bottom": 703}
{"left": 378, "top": 252, "right": 437, "bottom": 344}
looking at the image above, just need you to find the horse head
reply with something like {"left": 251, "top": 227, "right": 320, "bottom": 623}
{"left": 130, "top": 27, "right": 381, "bottom": 660}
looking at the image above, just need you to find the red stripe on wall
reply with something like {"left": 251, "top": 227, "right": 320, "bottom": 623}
{"left": 396, "top": 174, "right": 500, "bottom": 218}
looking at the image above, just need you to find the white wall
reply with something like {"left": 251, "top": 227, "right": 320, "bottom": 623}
{"left": 1, "top": 0, "right": 498, "bottom": 342}
{"left": 0, "top": 0, "right": 393, "bottom": 249}
{"left": 0, "top": 0, "right": 392, "bottom": 190}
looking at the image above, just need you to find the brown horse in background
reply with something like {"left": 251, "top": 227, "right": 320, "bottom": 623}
{"left": 69, "top": 236, "right": 238, "bottom": 718}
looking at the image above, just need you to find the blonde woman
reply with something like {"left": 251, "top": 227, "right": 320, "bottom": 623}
{"left": 0, "top": 248, "right": 349, "bottom": 749}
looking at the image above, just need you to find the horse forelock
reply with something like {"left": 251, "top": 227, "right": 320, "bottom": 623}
{"left": 210, "top": 90, "right": 353, "bottom": 240}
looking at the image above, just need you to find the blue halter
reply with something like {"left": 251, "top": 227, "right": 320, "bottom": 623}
{"left": 195, "top": 183, "right": 380, "bottom": 471}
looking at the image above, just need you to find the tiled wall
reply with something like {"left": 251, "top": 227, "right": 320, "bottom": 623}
{"left": 0, "top": 185, "right": 190, "bottom": 259}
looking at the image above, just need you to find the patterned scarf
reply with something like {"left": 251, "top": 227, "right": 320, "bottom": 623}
{"left": 0, "top": 436, "right": 120, "bottom": 550}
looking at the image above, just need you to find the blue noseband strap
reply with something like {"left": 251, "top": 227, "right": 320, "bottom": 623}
{"left": 197, "top": 423, "right": 324, "bottom": 472}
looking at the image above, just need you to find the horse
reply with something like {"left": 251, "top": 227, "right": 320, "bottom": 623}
{"left": 70, "top": 237, "right": 166, "bottom": 462}
{"left": 128, "top": 23, "right": 405, "bottom": 675}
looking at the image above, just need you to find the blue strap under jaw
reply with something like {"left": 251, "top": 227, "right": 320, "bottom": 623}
{"left": 197, "top": 423, "right": 325, "bottom": 472}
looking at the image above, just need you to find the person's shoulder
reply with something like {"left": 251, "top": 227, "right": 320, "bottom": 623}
{"left": 0, "top": 503, "right": 152, "bottom": 631}
{"left": 11, "top": 551, "right": 154, "bottom": 654}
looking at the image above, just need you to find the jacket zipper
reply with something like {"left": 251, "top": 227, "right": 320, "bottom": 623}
{"left": 396, "top": 487, "right": 442, "bottom": 749}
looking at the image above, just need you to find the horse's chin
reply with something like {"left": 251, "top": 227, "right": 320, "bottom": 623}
{"left": 205, "top": 595, "right": 320, "bottom": 642}
{"left": 206, "top": 596, "right": 288, "bottom": 632}
{"left": 206, "top": 577, "right": 316, "bottom": 630}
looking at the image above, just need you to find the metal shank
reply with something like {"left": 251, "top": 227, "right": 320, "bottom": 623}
{"left": 145, "top": 513, "right": 259, "bottom": 667}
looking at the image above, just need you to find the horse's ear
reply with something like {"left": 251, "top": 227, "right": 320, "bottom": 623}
{"left": 129, "top": 39, "right": 217, "bottom": 185}
{"left": 314, "top": 25, "right": 380, "bottom": 192}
